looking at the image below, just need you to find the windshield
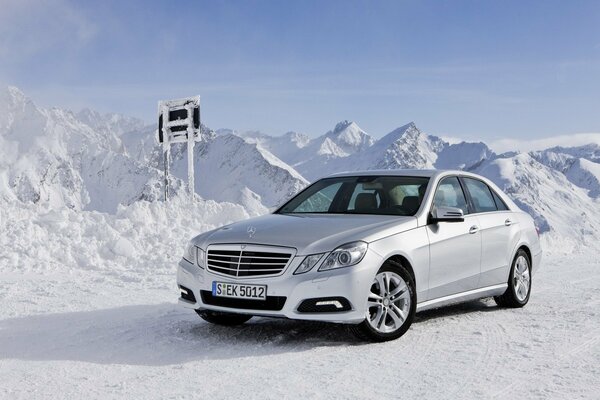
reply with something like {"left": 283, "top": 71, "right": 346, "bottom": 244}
{"left": 277, "top": 176, "right": 430, "bottom": 216}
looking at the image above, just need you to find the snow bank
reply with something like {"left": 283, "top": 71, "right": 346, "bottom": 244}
{"left": 0, "top": 196, "right": 249, "bottom": 278}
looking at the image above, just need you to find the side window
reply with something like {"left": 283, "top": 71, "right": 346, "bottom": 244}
{"left": 492, "top": 190, "right": 509, "bottom": 211}
{"left": 463, "top": 178, "right": 497, "bottom": 213}
{"left": 433, "top": 177, "right": 469, "bottom": 215}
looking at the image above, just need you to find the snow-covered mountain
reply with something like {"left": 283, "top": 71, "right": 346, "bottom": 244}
{"left": 1, "top": 87, "right": 307, "bottom": 215}
{"left": 3, "top": 85, "right": 600, "bottom": 248}
{"left": 0, "top": 87, "right": 171, "bottom": 212}
{"left": 229, "top": 121, "right": 374, "bottom": 179}
{"left": 345, "top": 122, "right": 445, "bottom": 171}
{"left": 473, "top": 153, "right": 600, "bottom": 246}
{"left": 123, "top": 128, "right": 308, "bottom": 214}
{"left": 547, "top": 143, "right": 600, "bottom": 163}
{"left": 76, "top": 108, "right": 146, "bottom": 137}
{"left": 531, "top": 147, "right": 600, "bottom": 198}
{"left": 227, "top": 129, "right": 311, "bottom": 167}
{"left": 223, "top": 120, "right": 600, "bottom": 245}
{"left": 292, "top": 122, "right": 472, "bottom": 179}
{"left": 564, "top": 158, "right": 600, "bottom": 198}
{"left": 171, "top": 133, "right": 308, "bottom": 213}
{"left": 435, "top": 141, "right": 494, "bottom": 171}
{"left": 317, "top": 120, "right": 375, "bottom": 155}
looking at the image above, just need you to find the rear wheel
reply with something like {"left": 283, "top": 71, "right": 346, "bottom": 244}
{"left": 196, "top": 310, "right": 253, "bottom": 326}
{"left": 351, "top": 261, "right": 416, "bottom": 342}
{"left": 494, "top": 249, "right": 531, "bottom": 308}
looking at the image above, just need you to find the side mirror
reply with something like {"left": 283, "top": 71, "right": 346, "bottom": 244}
{"left": 429, "top": 206, "right": 464, "bottom": 223}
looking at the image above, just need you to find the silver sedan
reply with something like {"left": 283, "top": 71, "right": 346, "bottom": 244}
{"left": 177, "top": 170, "right": 542, "bottom": 341}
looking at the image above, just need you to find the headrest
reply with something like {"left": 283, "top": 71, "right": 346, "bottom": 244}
{"left": 355, "top": 193, "right": 377, "bottom": 210}
{"left": 402, "top": 196, "right": 420, "bottom": 214}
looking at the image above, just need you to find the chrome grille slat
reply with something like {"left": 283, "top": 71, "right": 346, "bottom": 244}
{"left": 211, "top": 268, "right": 238, "bottom": 274}
{"left": 239, "top": 261, "right": 288, "bottom": 265}
{"left": 206, "top": 259, "right": 241, "bottom": 264}
{"left": 236, "top": 268, "right": 288, "bottom": 272}
{"left": 207, "top": 245, "right": 293, "bottom": 278}
{"left": 208, "top": 264, "right": 239, "bottom": 272}
{"left": 238, "top": 264, "right": 286, "bottom": 268}
{"left": 239, "top": 256, "right": 290, "bottom": 260}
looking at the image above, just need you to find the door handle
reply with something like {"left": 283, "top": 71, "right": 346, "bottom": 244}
{"left": 505, "top": 219, "right": 513, "bottom": 226}
{"left": 469, "top": 225, "right": 479, "bottom": 234}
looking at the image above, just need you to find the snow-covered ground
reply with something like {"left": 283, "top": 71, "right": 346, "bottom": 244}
{"left": 2, "top": 85, "right": 600, "bottom": 398}
{"left": 1, "top": 199, "right": 598, "bottom": 400}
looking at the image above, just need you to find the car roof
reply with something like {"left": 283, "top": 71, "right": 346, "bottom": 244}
{"left": 326, "top": 169, "right": 450, "bottom": 179}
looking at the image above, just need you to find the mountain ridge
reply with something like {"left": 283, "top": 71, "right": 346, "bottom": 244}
{"left": 3, "top": 85, "right": 600, "bottom": 246}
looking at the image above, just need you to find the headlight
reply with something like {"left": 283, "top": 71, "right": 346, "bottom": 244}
{"left": 197, "top": 247, "right": 206, "bottom": 269}
{"left": 319, "top": 241, "right": 368, "bottom": 271}
{"left": 294, "top": 253, "right": 325, "bottom": 275}
{"left": 183, "top": 243, "right": 197, "bottom": 265}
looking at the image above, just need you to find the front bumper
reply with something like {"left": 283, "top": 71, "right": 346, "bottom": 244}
{"left": 176, "top": 249, "right": 383, "bottom": 324}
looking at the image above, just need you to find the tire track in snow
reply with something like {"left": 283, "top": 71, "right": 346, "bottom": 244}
{"left": 490, "top": 331, "right": 600, "bottom": 400}
{"left": 490, "top": 269, "right": 600, "bottom": 399}
{"left": 443, "top": 308, "right": 505, "bottom": 398}
{"left": 560, "top": 334, "right": 600, "bottom": 359}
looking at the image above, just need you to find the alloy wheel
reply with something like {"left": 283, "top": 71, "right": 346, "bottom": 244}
{"left": 513, "top": 255, "right": 531, "bottom": 302}
{"left": 366, "top": 271, "right": 411, "bottom": 334}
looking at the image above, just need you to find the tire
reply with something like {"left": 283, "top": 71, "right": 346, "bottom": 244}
{"left": 195, "top": 310, "right": 253, "bottom": 326}
{"left": 494, "top": 249, "right": 532, "bottom": 308}
{"left": 351, "top": 260, "right": 416, "bottom": 342}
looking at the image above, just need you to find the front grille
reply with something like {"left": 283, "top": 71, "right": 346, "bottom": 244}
{"left": 206, "top": 247, "right": 293, "bottom": 278}
{"left": 200, "top": 291, "right": 286, "bottom": 311}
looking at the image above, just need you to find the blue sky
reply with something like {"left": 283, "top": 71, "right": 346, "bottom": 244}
{"left": 1, "top": 0, "right": 599, "bottom": 141}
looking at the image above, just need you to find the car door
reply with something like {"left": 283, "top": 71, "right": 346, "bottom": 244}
{"left": 461, "top": 177, "right": 521, "bottom": 288}
{"left": 425, "top": 176, "right": 482, "bottom": 300}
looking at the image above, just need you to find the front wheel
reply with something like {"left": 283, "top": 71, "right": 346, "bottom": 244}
{"left": 196, "top": 310, "right": 253, "bottom": 326}
{"left": 351, "top": 261, "right": 416, "bottom": 342}
{"left": 494, "top": 249, "right": 532, "bottom": 308}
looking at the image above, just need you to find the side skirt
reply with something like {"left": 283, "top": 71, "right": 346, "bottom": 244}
{"left": 416, "top": 283, "right": 508, "bottom": 313}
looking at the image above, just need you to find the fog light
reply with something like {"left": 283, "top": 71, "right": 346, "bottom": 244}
{"left": 297, "top": 297, "right": 352, "bottom": 313}
{"left": 315, "top": 300, "right": 343, "bottom": 309}
{"left": 179, "top": 285, "right": 196, "bottom": 302}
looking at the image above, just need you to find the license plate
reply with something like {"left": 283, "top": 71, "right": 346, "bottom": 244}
{"left": 212, "top": 281, "right": 267, "bottom": 300}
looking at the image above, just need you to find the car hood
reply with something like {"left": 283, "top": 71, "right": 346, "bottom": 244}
{"left": 193, "top": 213, "right": 418, "bottom": 255}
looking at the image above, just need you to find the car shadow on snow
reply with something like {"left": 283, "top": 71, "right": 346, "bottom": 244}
{"left": 0, "top": 303, "right": 360, "bottom": 366}
{"left": 0, "top": 299, "right": 499, "bottom": 366}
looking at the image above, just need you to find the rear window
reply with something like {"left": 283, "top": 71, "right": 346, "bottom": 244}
{"left": 463, "top": 178, "right": 497, "bottom": 213}
{"left": 491, "top": 190, "right": 509, "bottom": 211}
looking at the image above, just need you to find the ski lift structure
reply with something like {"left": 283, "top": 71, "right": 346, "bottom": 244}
{"left": 157, "top": 96, "right": 201, "bottom": 201}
